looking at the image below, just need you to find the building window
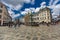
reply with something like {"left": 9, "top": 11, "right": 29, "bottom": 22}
{"left": 0, "top": 15, "right": 1, "bottom": 18}
{"left": 44, "top": 17, "right": 46, "bottom": 19}
{"left": 0, "top": 20, "right": 1, "bottom": 25}
{"left": 37, "top": 17, "right": 39, "bottom": 20}
{"left": 33, "top": 18, "right": 36, "bottom": 20}
{"left": 40, "top": 18, "right": 42, "bottom": 20}
{"left": 48, "top": 16, "right": 50, "bottom": 19}
{"left": 34, "top": 18, "right": 36, "bottom": 20}
{"left": 0, "top": 5, "right": 3, "bottom": 8}
{"left": 40, "top": 17, "right": 45, "bottom": 20}
{"left": 1, "top": 5, "right": 3, "bottom": 8}
{"left": 44, "top": 14, "right": 46, "bottom": 16}
{"left": 0, "top": 9, "right": 2, "bottom": 13}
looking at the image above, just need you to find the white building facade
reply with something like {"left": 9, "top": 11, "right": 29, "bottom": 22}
{"left": 32, "top": 7, "right": 52, "bottom": 23}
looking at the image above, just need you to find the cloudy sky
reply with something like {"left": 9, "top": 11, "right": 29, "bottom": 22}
{"left": 0, "top": 0, "right": 60, "bottom": 19}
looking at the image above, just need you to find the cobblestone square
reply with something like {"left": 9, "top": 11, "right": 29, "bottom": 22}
{"left": 0, "top": 24, "right": 60, "bottom": 40}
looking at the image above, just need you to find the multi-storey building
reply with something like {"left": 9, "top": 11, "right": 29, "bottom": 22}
{"left": 24, "top": 7, "right": 52, "bottom": 25}
{"left": 32, "top": 7, "right": 52, "bottom": 23}
{"left": 0, "top": 2, "right": 12, "bottom": 25}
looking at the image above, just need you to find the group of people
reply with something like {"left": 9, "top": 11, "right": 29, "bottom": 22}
{"left": 8, "top": 20, "right": 21, "bottom": 28}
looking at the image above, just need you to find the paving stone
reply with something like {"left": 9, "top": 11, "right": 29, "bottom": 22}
{"left": 20, "top": 35, "right": 25, "bottom": 38}
{"left": 18, "top": 39, "right": 24, "bottom": 40}
{"left": 0, "top": 25, "right": 59, "bottom": 40}
{"left": 40, "top": 38, "right": 46, "bottom": 40}
{"left": 32, "top": 37, "right": 38, "bottom": 40}
{"left": 26, "top": 36, "right": 31, "bottom": 40}
{"left": 16, "top": 34, "right": 20, "bottom": 37}
{"left": 0, "top": 38, "right": 4, "bottom": 40}
{"left": 5, "top": 37, "right": 15, "bottom": 40}
{"left": 0, "top": 35, "right": 3, "bottom": 37}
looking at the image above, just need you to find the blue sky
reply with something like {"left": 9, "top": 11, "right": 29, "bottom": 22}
{"left": 21, "top": 0, "right": 49, "bottom": 10}
{"left": 0, "top": 0, "right": 60, "bottom": 19}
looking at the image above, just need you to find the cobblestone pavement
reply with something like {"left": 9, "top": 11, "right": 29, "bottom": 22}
{"left": 0, "top": 24, "right": 60, "bottom": 40}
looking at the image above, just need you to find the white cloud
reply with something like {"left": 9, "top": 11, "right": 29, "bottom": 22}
{"left": 1, "top": 0, "right": 32, "bottom": 6}
{"left": 1, "top": 0, "right": 60, "bottom": 20}
{"left": 24, "top": 8, "right": 33, "bottom": 13}
{"left": 23, "top": 6, "right": 46, "bottom": 14}
{"left": 8, "top": 9, "right": 14, "bottom": 16}
{"left": 24, "top": 0, "right": 31, "bottom": 3}
{"left": 21, "top": 7, "right": 35, "bottom": 15}
{"left": 12, "top": 14, "right": 20, "bottom": 18}
{"left": 2, "top": 1, "right": 13, "bottom": 8}
{"left": 53, "top": 0, "right": 60, "bottom": 5}
{"left": 8, "top": 8, "right": 20, "bottom": 19}
{"left": 21, "top": 2, "right": 47, "bottom": 14}
{"left": 49, "top": 0, "right": 60, "bottom": 5}
{"left": 13, "top": 4, "right": 22, "bottom": 10}
{"left": 21, "top": 11, "right": 28, "bottom": 15}
{"left": 21, "top": 9, "right": 29, "bottom": 15}
{"left": 40, "top": 2, "right": 46, "bottom": 7}
{"left": 35, "top": 7, "right": 40, "bottom": 12}
{"left": 8, "top": 9, "right": 20, "bottom": 19}
{"left": 25, "top": 8, "right": 36, "bottom": 13}
{"left": 52, "top": 4, "right": 60, "bottom": 16}
{"left": 1, "top": 0, "right": 35, "bottom": 10}
{"left": 29, "top": 8, "right": 35, "bottom": 12}
{"left": 25, "top": 8, "right": 31, "bottom": 12}
{"left": 48, "top": 0, "right": 60, "bottom": 19}
{"left": 35, "top": 5, "right": 47, "bottom": 13}
{"left": 1, "top": 1, "right": 22, "bottom": 10}
{"left": 49, "top": 0, "right": 54, "bottom": 5}
{"left": 0, "top": 0, "right": 35, "bottom": 19}
{"left": 2, "top": 0, "right": 21, "bottom": 6}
